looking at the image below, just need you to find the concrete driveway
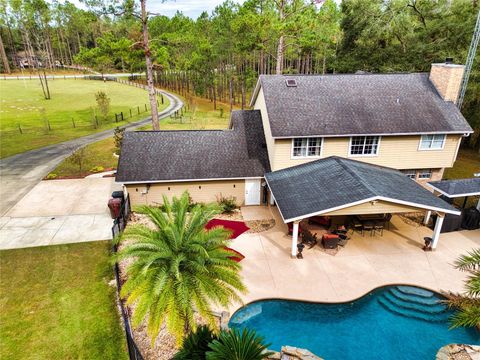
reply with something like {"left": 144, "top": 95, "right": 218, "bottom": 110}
{"left": 0, "top": 178, "right": 118, "bottom": 250}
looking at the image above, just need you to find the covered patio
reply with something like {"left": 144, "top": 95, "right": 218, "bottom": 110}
{"left": 227, "top": 205, "right": 480, "bottom": 307}
{"left": 265, "top": 157, "right": 461, "bottom": 258}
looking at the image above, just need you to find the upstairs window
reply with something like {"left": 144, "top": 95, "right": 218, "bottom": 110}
{"left": 419, "top": 134, "right": 446, "bottom": 150}
{"left": 349, "top": 136, "right": 380, "bottom": 156}
{"left": 292, "top": 137, "right": 322, "bottom": 158}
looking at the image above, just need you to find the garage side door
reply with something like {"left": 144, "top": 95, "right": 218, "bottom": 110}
{"left": 244, "top": 179, "right": 261, "bottom": 205}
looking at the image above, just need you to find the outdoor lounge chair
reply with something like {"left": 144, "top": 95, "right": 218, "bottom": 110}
{"left": 301, "top": 229, "right": 318, "bottom": 249}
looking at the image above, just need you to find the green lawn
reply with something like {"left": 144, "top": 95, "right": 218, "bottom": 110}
{"left": 0, "top": 241, "right": 128, "bottom": 360}
{"left": 0, "top": 79, "right": 169, "bottom": 158}
{"left": 140, "top": 92, "right": 233, "bottom": 131}
{"left": 48, "top": 137, "right": 118, "bottom": 178}
{"left": 444, "top": 148, "right": 480, "bottom": 208}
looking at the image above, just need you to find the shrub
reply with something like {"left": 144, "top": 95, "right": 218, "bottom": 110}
{"left": 46, "top": 173, "right": 57, "bottom": 180}
{"left": 113, "top": 127, "right": 125, "bottom": 155}
{"left": 206, "top": 328, "right": 273, "bottom": 360}
{"left": 89, "top": 166, "right": 105, "bottom": 173}
{"left": 173, "top": 326, "right": 218, "bottom": 360}
{"left": 95, "top": 90, "right": 111, "bottom": 120}
{"left": 217, "top": 195, "right": 237, "bottom": 214}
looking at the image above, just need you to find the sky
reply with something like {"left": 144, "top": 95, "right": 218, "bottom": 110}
{"left": 62, "top": 0, "right": 247, "bottom": 19}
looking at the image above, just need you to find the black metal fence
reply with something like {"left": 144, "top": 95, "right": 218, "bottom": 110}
{"left": 111, "top": 195, "right": 144, "bottom": 360}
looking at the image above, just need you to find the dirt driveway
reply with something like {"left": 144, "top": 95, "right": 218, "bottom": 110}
{"left": 0, "top": 178, "right": 119, "bottom": 250}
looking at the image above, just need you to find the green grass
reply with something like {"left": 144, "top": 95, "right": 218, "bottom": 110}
{"left": 0, "top": 79, "right": 169, "bottom": 158}
{"left": 444, "top": 148, "right": 480, "bottom": 208}
{"left": 0, "top": 241, "right": 128, "bottom": 360}
{"left": 140, "top": 92, "right": 234, "bottom": 131}
{"left": 444, "top": 148, "right": 480, "bottom": 180}
{"left": 49, "top": 137, "right": 118, "bottom": 178}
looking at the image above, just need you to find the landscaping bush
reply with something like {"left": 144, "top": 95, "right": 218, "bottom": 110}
{"left": 46, "top": 173, "right": 57, "bottom": 180}
{"left": 113, "top": 127, "right": 125, "bottom": 155}
{"left": 89, "top": 166, "right": 105, "bottom": 173}
{"left": 173, "top": 326, "right": 217, "bottom": 360}
{"left": 217, "top": 195, "right": 237, "bottom": 214}
{"left": 206, "top": 328, "right": 273, "bottom": 360}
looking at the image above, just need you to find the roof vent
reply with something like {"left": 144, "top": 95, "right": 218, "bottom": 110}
{"left": 285, "top": 79, "right": 297, "bottom": 87}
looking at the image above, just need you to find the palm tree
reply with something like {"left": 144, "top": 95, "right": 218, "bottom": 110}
{"left": 446, "top": 248, "right": 480, "bottom": 329}
{"left": 206, "top": 328, "right": 274, "bottom": 360}
{"left": 117, "top": 191, "right": 247, "bottom": 345}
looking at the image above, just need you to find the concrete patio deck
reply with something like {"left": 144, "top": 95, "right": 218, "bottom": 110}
{"left": 227, "top": 206, "right": 480, "bottom": 312}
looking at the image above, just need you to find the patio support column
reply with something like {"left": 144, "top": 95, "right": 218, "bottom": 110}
{"left": 424, "top": 210, "right": 432, "bottom": 225}
{"left": 431, "top": 213, "right": 445, "bottom": 249}
{"left": 291, "top": 221, "right": 300, "bottom": 258}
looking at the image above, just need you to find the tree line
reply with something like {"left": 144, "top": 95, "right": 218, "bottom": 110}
{"left": 0, "top": 0, "right": 478, "bottom": 146}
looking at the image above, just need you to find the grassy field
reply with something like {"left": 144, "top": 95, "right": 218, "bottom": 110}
{"left": 0, "top": 241, "right": 128, "bottom": 360}
{"left": 0, "top": 79, "right": 169, "bottom": 158}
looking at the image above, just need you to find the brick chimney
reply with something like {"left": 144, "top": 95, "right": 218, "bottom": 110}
{"left": 429, "top": 60, "right": 465, "bottom": 104}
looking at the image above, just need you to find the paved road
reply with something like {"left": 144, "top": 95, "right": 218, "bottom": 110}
{"left": 1, "top": 73, "right": 145, "bottom": 80}
{"left": 0, "top": 89, "right": 182, "bottom": 216}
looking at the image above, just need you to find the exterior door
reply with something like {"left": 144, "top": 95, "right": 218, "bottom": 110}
{"left": 245, "top": 179, "right": 261, "bottom": 205}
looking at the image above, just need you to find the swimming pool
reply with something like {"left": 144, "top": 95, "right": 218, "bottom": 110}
{"left": 229, "top": 285, "right": 479, "bottom": 360}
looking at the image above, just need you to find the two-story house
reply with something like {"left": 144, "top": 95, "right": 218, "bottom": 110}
{"left": 116, "top": 61, "right": 472, "bottom": 252}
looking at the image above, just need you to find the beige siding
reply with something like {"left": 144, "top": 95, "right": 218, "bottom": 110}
{"left": 324, "top": 200, "right": 421, "bottom": 216}
{"left": 272, "top": 135, "right": 461, "bottom": 171}
{"left": 253, "top": 87, "right": 275, "bottom": 168}
{"left": 126, "top": 180, "right": 246, "bottom": 207}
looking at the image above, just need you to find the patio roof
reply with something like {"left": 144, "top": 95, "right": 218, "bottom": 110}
{"left": 265, "top": 157, "right": 460, "bottom": 223}
{"left": 427, "top": 178, "right": 480, "bottom": 198}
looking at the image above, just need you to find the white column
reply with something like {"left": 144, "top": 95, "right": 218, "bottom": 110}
{"left": 477, "top": 198, "right": 480, "bottom": 211}
{"left": 431, "top": 213, "right": 444, "bottom": 249}
{"left": 291, "top": 221, "right": 299, "bottom": 258}
{"left": 424, "top": 210, "right": 432, "bottom": 225}
{"left": 269, "top": 192, "right": 275, "bottom": 205}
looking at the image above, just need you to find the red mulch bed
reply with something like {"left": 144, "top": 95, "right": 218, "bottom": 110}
{"left": 205, "top": 219, "right": 249, "bottom": 262}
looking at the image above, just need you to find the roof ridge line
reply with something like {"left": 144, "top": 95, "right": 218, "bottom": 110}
{"left": 335, "top": 157, "right": 378, "bottom": 197}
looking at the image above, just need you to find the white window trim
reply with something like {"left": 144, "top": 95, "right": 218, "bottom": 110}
{"left": 418, "top": 134, "right": 446, "bottom": 151}
{"left": 291, "top": 137, "right": 324, "bottom": 159}
{"left": 348, "top": 136, "right": 381, "bottom": 157}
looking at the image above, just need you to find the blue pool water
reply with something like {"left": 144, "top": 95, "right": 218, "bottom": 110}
{"left": 229, "top": 286, "right": 479, "bottom": 360}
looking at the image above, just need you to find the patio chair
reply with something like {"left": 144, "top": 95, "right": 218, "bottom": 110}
{"left": 287, "top": 222, "right": 303, "bottom": 236}
{"left": 363, "top": 221, "right": 375, "bottom": 237}
{"left": 301, "top": 229, "right": 318, "bottom": 249}
{"left": 373, "top": 221, "right": 384, "bottom": 236}
{"left": 384, "top": 214, "right": 392, "bottom": 230}
{"left": 351, "top": 218, "right": 363, "bottom": 236}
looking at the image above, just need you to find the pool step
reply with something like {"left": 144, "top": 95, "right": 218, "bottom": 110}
{"left": 395, "top": 286, "right": 435, "bottom": 299}
{"left": 389, "top": 288, "right": 441, "bottom": 306}
{"left": 381, "top": 292, "right": 447, "bottom": 315}
{"left": 378, "top": 287, "right": 450, "bottom": 323}
{"left": 378, "top": 296, "right": 450, "bottom": 323}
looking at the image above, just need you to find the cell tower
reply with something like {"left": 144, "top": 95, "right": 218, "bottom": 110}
{"left": 457, "top": 10, "right": 480, "bottom": 109}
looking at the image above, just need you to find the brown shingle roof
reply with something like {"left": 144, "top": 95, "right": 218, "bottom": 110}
{"left": 255, "top": 73, "right": 472, "bottom": 137}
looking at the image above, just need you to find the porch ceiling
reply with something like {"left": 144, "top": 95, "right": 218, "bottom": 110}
{"left": 265, "top": 156, "right": 460, "bottom": 223}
